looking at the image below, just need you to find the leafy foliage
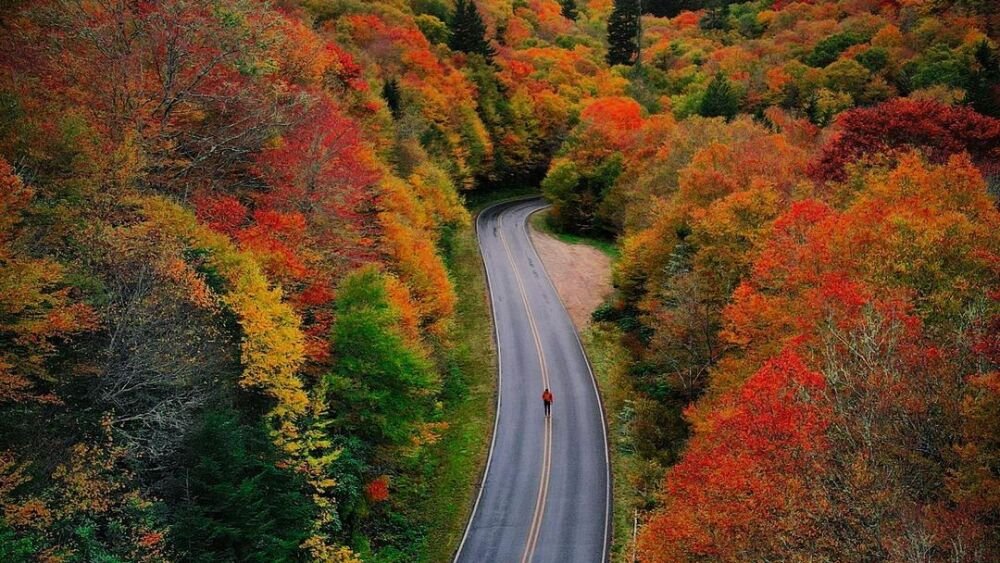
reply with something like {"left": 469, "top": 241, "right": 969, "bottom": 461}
{"left": 0, "top": 159, "right": 96, "bottom": 405}
{"left": 533, "top": 3, "right": 999, "bottom": 557}
{"left": 811, "top": 98, "right": 1000, "bottom": 181}
{"left": 0, "top": 0, "right": 557, "bottom": 557}
{"left": 559, "top": 0, "right": 579, "bottom": 21}
{"left": 699, "top": 72, "right": 740, "bottom": 119}
{"left": 170, "top": 411, "right": 315, "bottom": 562}
{"left": 1, "top": 0, "right": 998, "bottom": 559}
{"left": 639, "top": 154, "right": 1000, "bottom": 560}
{"left": 327, "top": 266, "right": 439, "bottom": 448}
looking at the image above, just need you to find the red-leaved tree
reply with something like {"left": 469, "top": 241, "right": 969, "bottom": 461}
{"left": 811, "top": 99, "right": 1000, "bottom": 181}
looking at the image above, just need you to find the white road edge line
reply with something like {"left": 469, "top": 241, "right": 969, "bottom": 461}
{"left": 453, "top": 203, "right": 504, "bottom": 562}
{"left": 454, "top": 197, "right": 535, "bottom": 562}
{"left": 454, "top": 198, "right": 612, "bottom": 563}
{"left": 523, "top": 207, "right": 612, "bottom": 563}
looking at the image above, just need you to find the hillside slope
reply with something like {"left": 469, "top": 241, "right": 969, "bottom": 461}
{"left": 0, "top": 0, "right": 997, "bottom": 561}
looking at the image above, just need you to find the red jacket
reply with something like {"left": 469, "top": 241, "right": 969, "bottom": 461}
{"left": 542, "top": 390, "right": 553, "bottom": 403}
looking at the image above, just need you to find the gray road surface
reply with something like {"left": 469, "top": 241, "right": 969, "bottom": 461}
{"left": 455, "top": 198, "right": 610, "bottom": 563}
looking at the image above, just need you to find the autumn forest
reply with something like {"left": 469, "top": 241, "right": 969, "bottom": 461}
{"left": 0, "top": 0, "right": 998, "bottom": 561}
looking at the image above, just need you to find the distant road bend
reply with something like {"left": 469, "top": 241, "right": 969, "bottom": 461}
{"left": 455, "top": 198, "right": 610, "bottom": 563}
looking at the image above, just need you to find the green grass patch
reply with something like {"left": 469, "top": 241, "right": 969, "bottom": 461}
{"left": 417, "top": 216, "right": 496, "bottom": 563}
{"left": 416, "top": 186, "right": 548, "bottom": 562}
{"left": 530, "top": 210, "right": 620, "bottom": 259}
{"left": 583, "top": 322, "right": 656, "bottom": 562}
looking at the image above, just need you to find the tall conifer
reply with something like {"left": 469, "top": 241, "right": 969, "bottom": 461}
{"left": 607, "top": 0, "right": 640, "bottom": 66}
{"left": 448, "top": 0, "right": 496, "bottom": 63}
{"left": 560, "top": 0, "right": 579, "bottom": 20}
{"left": 699, "top": 72, "right": 740, "bottom": 120}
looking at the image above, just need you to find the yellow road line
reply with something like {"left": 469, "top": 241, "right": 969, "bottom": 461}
{"left": 496, "top": 209, "right": 553, "bottom": 563}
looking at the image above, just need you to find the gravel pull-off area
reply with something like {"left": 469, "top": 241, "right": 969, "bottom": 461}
{"left": 528, "top": 216, "right": 613, "bottom": 331}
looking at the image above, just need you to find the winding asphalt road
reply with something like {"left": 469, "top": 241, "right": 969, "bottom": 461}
{"left": 455, "top": 198, "right": 610, "bottom": 563}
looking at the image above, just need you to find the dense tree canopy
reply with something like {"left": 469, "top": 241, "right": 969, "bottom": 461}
{"left": 0, "top": 0, "right": 612, "bottom": 558}
{"left": 0, "top": 0, "right": 997, "bottom": 560}
{"left": 537, "top": 2, "right": 999, "bottom": 559}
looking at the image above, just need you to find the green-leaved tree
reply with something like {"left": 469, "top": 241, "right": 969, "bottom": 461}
{"left": 560, "top": 0, "right": 579, "bottom": 20}
{"left": 382, "top": 78, "right": 403, "bottom": 119}
{"left": 607, "top": 0, "right": 640, "bottom": 66}
{"left": 327, "top": 266, "right": 438, "bottom": 447}
{"left": 700, "top": 72, "right": 740, "bottom": 120}
{"left": 448, "top": 0, "right": 496, "bottom": 63}
{"left": 171, "top": 411, "right": 316, "bottom": 562}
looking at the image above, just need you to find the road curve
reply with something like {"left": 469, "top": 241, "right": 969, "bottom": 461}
{"left": 455, "top": 198, "right": 610, "bottom": 563}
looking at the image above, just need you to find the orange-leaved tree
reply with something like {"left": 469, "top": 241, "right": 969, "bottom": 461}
{"left": 0, "top": 159, "right": 96, "bottom": 405}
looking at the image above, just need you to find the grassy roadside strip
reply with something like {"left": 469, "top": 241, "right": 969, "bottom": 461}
{"left": 582, "top": 322, "right": 644, "bottom": 562}
{"left": 418, "top": 188, "right": 540, "bottom": 562}
{"left": 530, "top": 209, "right": 619, "bottom": 259}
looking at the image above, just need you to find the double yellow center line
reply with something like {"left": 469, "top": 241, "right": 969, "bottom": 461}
{"left": 496, "top": 210, "right": 553, "bottom": 563}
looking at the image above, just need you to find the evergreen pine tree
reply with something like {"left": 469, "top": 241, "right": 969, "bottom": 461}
{"left": 381, "top": 78, "right": 403, "bottom": 119}
{"left": 448, "top": 0, "right": 497, "bottom": 63}
{"left": 699, "top": 72, "right": 740, "bottom": 120}
{"left": 699, "top": 4, "right": 730, "bottom": 31}
{"left": 645, "top": 0, "right": 691, "bottom": 17}
{"left": 170, "top": 411, "right": 315, "bottom": 561}
{"left": 559, "top": 0, "right": 579, "bottom": 21}
{"left": 968, "top": 39, "right": 1000, "bottom": 117}
{"left": 607, "top": 0, "right": 640, "bottom": 66}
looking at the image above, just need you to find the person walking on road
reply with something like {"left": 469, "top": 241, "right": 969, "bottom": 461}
{"left": 542, "top": 388, "right": 553, "bottom": 418}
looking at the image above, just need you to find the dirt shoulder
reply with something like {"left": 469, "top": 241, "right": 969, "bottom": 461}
{"left": 528, "top": 211, "right": 613, "bottom": 330}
